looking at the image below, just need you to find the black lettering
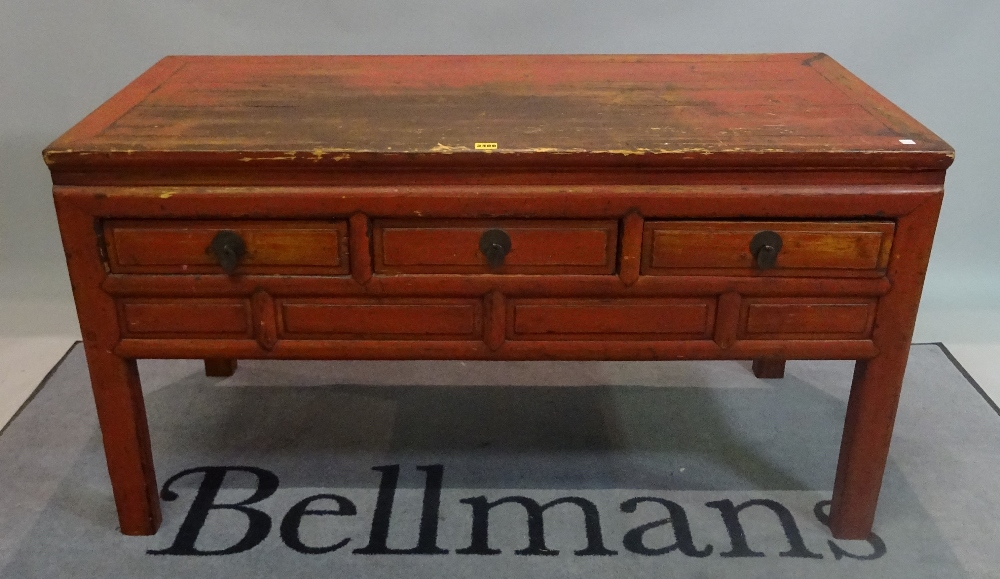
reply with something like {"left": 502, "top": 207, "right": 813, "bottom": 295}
{"left": 280, "top": 494, "right": 357, "bottom": 554}
{"left": 813, "top": 500, "right": 887, "bottom": 560}
{"left": 148, "top": 466, "right": 278, "bottom": 556}
{"left": 621, "top": 497, "right": 712, "bottom": 557}
{"left": 353, "top": 464, "right": 449, "bottom": 555}
{"left": 456, "top": 495, "right": 617, "bottom": 556}
{"left": 705, "top": 499, "right": 823, "bottom": 559}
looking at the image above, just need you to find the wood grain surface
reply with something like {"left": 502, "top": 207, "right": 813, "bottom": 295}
{"left": 43, "top": 54, "right": 954, "bottom": 178}
{"left": 373, "top": 219, "right": 617, "bottom": 275}
{"left": 507, "top": 298, "right": 715, "bottom": 340}
{"left": 118, "top": 298, "right": 251, "bottom": 338}
{"left": 739, "top": 297, "right": 877, "bottom": 340}
{"left": 105, "top": 220, "right": 349, "bottom": 275}
{"left": 277, "top": 298, "right": 483, "bottom": 340}
{"left": 642, "top": 220, "right": 895, "bottom": 276}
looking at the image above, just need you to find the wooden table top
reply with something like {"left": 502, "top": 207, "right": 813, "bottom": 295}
{"left": 44, "top": 53, "right": 953, "bottom": 172}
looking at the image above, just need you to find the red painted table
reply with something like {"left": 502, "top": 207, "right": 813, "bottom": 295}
{"left": 44, "top": 54, "right": 953, "bottom": 538}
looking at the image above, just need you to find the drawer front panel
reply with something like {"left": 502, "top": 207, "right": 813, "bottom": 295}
{"left": 373, "top": 219, "right": 618, "bottom": 274}
{"left": 508, "top": 298, "right": 716, "bottom": 340}
{"left": 119, "top": 299, "right": 251, "bottom": 338}
{"left": 642, "top": 221, "right": 894, "bottom": 275}
{"left": 105, "top": 220, "right": 349, "bottom": 275}
{"left": 278, "top": 298, "right": 483, "bottom": 340}
{"left": 739, "top": 298, "right": 877, "bottom": 340}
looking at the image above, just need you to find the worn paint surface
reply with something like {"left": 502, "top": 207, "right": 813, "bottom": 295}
{"left": 44, "top": 54, "right": 953, "bottom": 174}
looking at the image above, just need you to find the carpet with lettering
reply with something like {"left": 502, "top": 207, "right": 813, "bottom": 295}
{"left": 1, "top": 344, "right": 998, "bottom": 578}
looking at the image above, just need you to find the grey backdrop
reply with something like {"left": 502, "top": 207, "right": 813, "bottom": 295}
{"left": 1, "top": 1, "right": 996, "bottom": 341}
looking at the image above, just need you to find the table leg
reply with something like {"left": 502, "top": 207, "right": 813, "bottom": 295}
{"left": 828, "top": 353, "right": 908, "bottom": 539}
{"left": 752, "top": 359, "right": 785, "bottom": 379}
{"left": 826, "top": 196, "right": 941, "bottom": 539}
{"left": 204, "top": 358, "right": 238, "bottom": 377}
{"left": 84, "top": 348, "right": 161, "bottom": 535}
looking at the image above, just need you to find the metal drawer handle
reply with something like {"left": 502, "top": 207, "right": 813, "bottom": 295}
{"left": 749, "top": 230, "right": 783, "bottom": 270}
{"left": 208, "top": 230, "right": 247, "bottom": 274}
{"left": 479, "top": 229, "right": 512, "bottom": 269}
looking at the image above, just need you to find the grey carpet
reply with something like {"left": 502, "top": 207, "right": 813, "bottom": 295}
{"left": 1, "top": 344, "right": 998, "bottom": 578}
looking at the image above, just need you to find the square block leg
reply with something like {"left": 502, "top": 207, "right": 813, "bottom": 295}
{"left": 85, "top": 349, "right": 161, "bottom": 535}
{"left": 752, "top": 359, "right": 786, "bottom": 379}
{"left": 828, "top": 354, "right": 907, "bottom": 539}
{"left": 204, "top": 358, "right": 238, "bottom": 377}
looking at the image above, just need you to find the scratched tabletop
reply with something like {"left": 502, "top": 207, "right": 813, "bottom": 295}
{"left": 45, "top": 54, "right": 952, "bottom": 171}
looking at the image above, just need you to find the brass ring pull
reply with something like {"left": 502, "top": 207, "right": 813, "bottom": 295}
{"left": 479, "top": 229, "right": 512, "bottom": 269}
{"left": 208, "top": 230, "right": 247, "bottom": 274}
{"left": 749, "top": 230, "right": 783, "bottom": 270}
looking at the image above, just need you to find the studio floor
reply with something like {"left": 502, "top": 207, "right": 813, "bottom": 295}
{"left": 3, "top": 334, "right": 999, "bottom": 577}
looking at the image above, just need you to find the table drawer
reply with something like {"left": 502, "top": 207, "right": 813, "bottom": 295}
{"left": 104, "top": 220, "right": 349, "bottom": 275}
{"left": 641, "top": 221, "right": 894, "bottom": 276}
{"left": 508, "top": 298, "right": 716, "bottom": 340}
{"left": 738, "top": 297, "right": 877, "bottom": 340}
{"left": 277, "top": 298, "right": 483, "bottom": 340}
{"left": 373, "top": 219, "right": 618, "bottom": 275}
{"left": 118, "top": 298, "right": 252, "bottom": 339}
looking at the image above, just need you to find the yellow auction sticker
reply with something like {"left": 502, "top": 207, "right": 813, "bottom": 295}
{"left": 475, "top": 142, "right": 498, "bottom": 150}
